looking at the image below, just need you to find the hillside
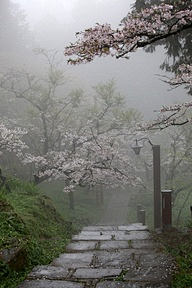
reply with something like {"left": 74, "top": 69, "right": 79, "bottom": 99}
{"left": 0, "top": 179, "right": 73, "bottom": 288}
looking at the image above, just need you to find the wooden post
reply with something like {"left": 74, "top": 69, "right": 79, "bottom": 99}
{"left": 162, "top": 190, "right": 172, "bottom": 231}
{"left": 153, "top": 145, "right": 161, "bottom": 229}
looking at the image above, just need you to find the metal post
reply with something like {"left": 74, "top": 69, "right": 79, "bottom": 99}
{"left": 153, "top": 145, "right": 161, "bottom": 229}
{"left": 161, "top": 190, "right": 172, "bottom": 231}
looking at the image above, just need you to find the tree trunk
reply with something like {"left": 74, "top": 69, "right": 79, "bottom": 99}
{"left": 69, "top": 191, "right": 75, "bottom": 211}
{"left": 96, "top": 189, "right": 103, "bottom": 207}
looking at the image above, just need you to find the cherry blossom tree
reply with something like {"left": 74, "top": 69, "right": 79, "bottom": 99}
{"left": 131, "top": 1, "right": 192, "bottom": 74}
{"left": 0, "top": 120, "right": 28, "bottom": 190}
{"left": 0, "top": 49, "right": 73, "bottom": 156}
{"left": 65, "top": 3, "right": 192, "bottom": 64}
{"left": 23, "top": 132, "right": 140, "bottom": 193}
{"left": 0, "top": 122, "right": 27, "bottom": 156}
{"left": 144, "top": 64, "right": 192, "bottom": 129}
{"left": 64, "top": 2, "right": 192, "bottom": 128}
{"left": 0, "top": 50, "right": 141, "bottom": 196}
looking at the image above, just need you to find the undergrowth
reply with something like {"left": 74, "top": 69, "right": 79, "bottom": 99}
{"left": 0, "top": 178, "right": 103, "bottom": 288}
{"left": 152, "top": 225, "right": 192, "bottom": 288}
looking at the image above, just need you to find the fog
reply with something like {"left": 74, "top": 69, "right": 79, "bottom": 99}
{"left": 1, "top": 0, "right": 190, "bottom": 226}
{"left": 10, "top": 0, "right": 188, "bottom": 120}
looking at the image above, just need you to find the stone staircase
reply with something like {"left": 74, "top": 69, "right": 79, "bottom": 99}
{"left": 18, "top": 224, "right": 174, "bottom": 288}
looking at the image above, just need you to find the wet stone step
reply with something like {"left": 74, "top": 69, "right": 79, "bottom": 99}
{"left": 66, "top": 239, "right": 158, "bottom": 252}
{"left": 99, "top": 239, "right": 157, "bottom": 250}
{"left": 96, "top": 281, "right": 170, "bottom": 288}
{"left": 18, "top": 280, "right": 85, "bottom": 288}
{"left": 27, "top": 265, "right": 69, "bottom": 279}
{"left": 72, "top": 268, "right": 122, "bottom": 279}
{"left": 72, "top": 230, "right": 150, "bottom": 241}
{"left": 82, "top": 224, "right": 148, "bottom": 232}
{"left": 51, "top": 252, "right": 94, "bottom": 268}
{"left": 17, "top": 224, "right": 174, "bottom": 288}
{"left": 124, "top": 265, "right": 173, "bottom": 283}
{"left": 66, "top": 241, "right": 98, "bottom": 251}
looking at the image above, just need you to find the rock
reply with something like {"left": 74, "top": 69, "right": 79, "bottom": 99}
{"left": 0, "top": 246, "right": 27, "bottom": 271}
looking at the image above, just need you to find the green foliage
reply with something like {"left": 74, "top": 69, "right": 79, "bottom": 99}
{"left": 115, "top": 269, "right": 128, "bottom": 281}
{"left": 0, "top": 179, "right": 72, "bottom": 288}
{"left": 0, "top": 178, "right": 105, "bottom": 288}
{"left": 93, "top": 79, "right": 125, "bottom": 106}
{"left": 68, "top": 205, "right": 103, "bottom": 232}
{"left": 39, "top": 181, "right": 105, "bottom": 232}
{"left": 152, "top": 227, "right": 192, "bottom": 288}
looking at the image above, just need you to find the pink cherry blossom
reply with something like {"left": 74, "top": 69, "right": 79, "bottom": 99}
{"left": 64, "top": 3, "right": 192, "bottom": 64}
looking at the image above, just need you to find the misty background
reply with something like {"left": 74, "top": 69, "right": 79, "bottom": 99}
{"left": 1, "top": 0, "right": 191, "bottom": 228}
{"left": 8, "top": 0, "right": 188, "bottom": 120}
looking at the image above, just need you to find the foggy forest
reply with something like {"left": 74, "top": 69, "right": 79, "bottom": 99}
{"left": 1, "top": 1, "right": 192, "bottom": 287}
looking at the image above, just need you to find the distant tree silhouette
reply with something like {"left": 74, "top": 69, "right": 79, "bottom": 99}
{"left": 0, "top": 0, "right": 31, "bottom": 53}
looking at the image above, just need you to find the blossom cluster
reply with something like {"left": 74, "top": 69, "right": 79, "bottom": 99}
{"left": 0, "top": 123, "right": 28, "bottom": 156}
{"left": 144, "top": 64, "right": 192, "bottom": 129}
{"left": 23, "top": 133, "right": 139, "bottom": 192}
{"left": 64, "top": 3, "right": 192, "bottom": 64}
{"left": 169, "top": 64, "right": 192, "bottom": 86}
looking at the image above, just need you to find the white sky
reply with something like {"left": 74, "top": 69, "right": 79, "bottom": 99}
{"left": 12, "top": 0, "right": 134, "bottom": 28}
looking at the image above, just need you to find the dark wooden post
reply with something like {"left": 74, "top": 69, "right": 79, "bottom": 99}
{"left": 162, "top": 190, "right": 172, "bottom": 231}
{"left": 153, "top": 145, "right": 161, "bottom": 229}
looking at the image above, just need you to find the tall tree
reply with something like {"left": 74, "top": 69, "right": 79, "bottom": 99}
{"left": 0, "top": 49, "right": 141, "bottom": 191}
{"left": 0, "top": 0, "right": 31, "bottom": 53}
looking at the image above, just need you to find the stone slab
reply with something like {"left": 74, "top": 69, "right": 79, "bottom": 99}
{"left": 96, "top": 281, "right": 170, "bottom": 287}
{"left": 66, "top": 241, "right": 97, "bottom": 251}
{"left": 17, "top": 280, "right": 84, "bottom": 288}
{"left": 67, "top": 239, "right": 157, "bottom": 252}
{"left": 129, "top": 240, "right": 158, "bottom": 250}
{"left": 99, "top": 240, "right": 131, "bottom": 250}
{"left": 28, "top": 265, "right": 68, "bottom": 279}
{"left": 124, "top": 266, "right": 173, "bottom": 282}
{"left": 74, "top": 250, "right": 173, "bottom": 271}
{"left": 139, "top": 253, "right": 173, "bottom": 269}
{"left": 99, "top": 240, "right": 157, "bottom": 250}
{"left": 72, "top": 268, "right": 122, "bottom": 279}
{"left": 51, "top": 252, "right": 93, "bottom": 268}
{"left": 118, "top": 224, "right": 148, "bottom": 231}
{"left": 79, "top": 230, "right": 126, "bottom": 236}
{"left": 82, "top": 225, "right": 118, "bottom": 231}
{"left": 82, "top": 224, "right": 148, "bottom": 232}
{"left": 73, "top": 231, "right": 150, "bottom": 241}
{"left": 72, "top": 234, "right": 112, "bottom": 241}
{"left": 96, "top": 250, "right": 142, "bottom": 269}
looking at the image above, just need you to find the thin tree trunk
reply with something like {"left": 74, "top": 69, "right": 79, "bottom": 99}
{"left": 176, "top": 189, "right": 192, "bottom": 227}
{"left": 69, "top": 191, "right": 75, "bottom": 211}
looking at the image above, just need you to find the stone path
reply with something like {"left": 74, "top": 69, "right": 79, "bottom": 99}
{"left": 18, "top": 224, "right": 174, "bottom": 288}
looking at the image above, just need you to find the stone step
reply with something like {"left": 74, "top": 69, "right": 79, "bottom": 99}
{"left": 17, "top": 224, "right": 174, "bottom": 288}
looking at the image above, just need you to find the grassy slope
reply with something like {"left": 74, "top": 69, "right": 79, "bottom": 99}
{"left": 0, "top": 179, "right": 103, "bottom": 288}
{"left": 39, "top": 181, "right": 106, "bottom": 231}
